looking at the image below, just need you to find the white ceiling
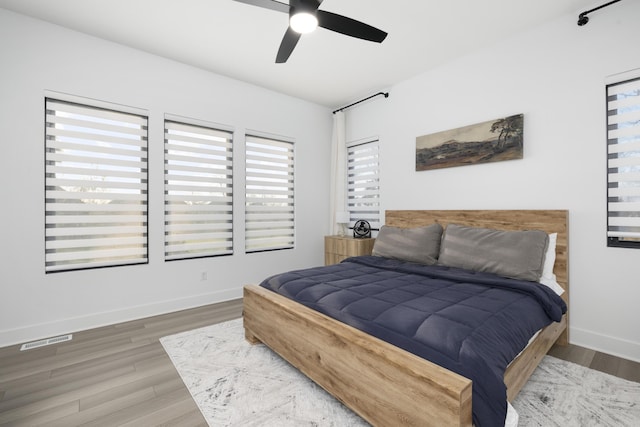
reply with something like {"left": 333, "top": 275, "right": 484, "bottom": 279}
{"left": 0, "top": 0, "right": 597, "bottom": 108}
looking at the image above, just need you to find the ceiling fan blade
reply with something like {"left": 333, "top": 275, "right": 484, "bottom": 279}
{"left": 276, "top": 27, "right": 302, "bottom": 63}
{"left": 317, "top": 10, "right": 387, "bottom": 43}
{"left": 233, "top": 0, "right": 290, "bottom": 14}
{"left": 296, "top": 0, "right": 323, "bottom": 8}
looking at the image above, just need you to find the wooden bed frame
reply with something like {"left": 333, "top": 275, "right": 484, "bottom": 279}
{"left": 243, "top": 210, "right": 569, "bottom": 427}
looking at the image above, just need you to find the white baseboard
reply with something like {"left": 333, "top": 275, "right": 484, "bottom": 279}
{"left": 570, "top": 326, "right": 640, "bottom": 364}
{"left": 0, "top": 288, "right": 242, "bottom": 348}
{"left": 6, "top": 298, "right": 639, "bottom": 366}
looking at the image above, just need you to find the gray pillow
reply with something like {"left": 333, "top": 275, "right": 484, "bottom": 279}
{"left": 372, "top": 223, "right": 443, "bottom": 265}
{"left": 437, "top": 224, "right": 549, "bottom": 282}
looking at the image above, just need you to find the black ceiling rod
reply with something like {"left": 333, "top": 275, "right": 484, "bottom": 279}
{"left": 333, "top": 92, "right": 389, "bottom": 114}
{"left": 577, "top": 0, "right": 622, "bottom": 26}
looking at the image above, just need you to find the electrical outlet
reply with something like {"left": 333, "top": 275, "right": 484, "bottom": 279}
{"left": 200, "top": 272, "right": 207, "bottom": 281}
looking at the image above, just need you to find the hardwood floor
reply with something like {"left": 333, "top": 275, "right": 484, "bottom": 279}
{"left": 0, "top": 300, "right": 242, "bottom": 427}
{"left": 1, "top": 299, "right": 638, "bottom": 426}
{"left": 548, "top": 340, "right": 640, "bottom": 383}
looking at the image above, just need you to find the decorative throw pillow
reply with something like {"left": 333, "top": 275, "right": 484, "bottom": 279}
{"left": 372, "top": 223, "right": 443, "bottom": 265}
{"left": 437, "top": 224, "right": 549, "bottom": 282}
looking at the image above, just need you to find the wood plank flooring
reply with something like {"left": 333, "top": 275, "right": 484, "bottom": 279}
{"left": 1, "top": 299, "right": 638, "bottom": 426}
{"left": 548, "top": 340, "right": 640, "bottom": 383}
{"left": 0, "top": 300, "right": 242, "bottom": 427}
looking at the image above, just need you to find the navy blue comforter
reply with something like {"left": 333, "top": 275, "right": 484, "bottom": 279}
{"left": 260, "top": 256, "right": 567, "bottom": 427}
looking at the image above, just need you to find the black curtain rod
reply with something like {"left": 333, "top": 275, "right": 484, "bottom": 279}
{"left": 578, "top": 0, "right": 621, "bottom": 26}
{"left": 332, "top": 92, "right": 389, "bottom": 114}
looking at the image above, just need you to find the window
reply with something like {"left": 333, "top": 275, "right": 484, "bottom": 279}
{"left": 45, "top": 98, "right": 148, "bottom": 272}
{"left": 245, "top": 134, "right": 294, "bottom": 252}
{"left": 164, "top": 119, "right": 233, "bottom": 260}
{"left": 347, "top": 138, "right": 380, "bottom": 231}
{"left": 607, "top": 75, "right": 640, "bottom": 248}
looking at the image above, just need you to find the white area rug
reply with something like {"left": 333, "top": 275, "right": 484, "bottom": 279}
{"left": 160, "top": 319, "right": 640, "bottom": 426}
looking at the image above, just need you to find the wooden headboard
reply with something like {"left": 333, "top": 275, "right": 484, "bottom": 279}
{"left": 385, "top": 210, "right": 569, "bottom": 308}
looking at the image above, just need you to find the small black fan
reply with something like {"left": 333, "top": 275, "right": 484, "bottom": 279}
{"left": 233, "top": 0, "right": 387, "bottom": 63}
{"left": 353, "top": 220, "right": 371, "bottom": 239}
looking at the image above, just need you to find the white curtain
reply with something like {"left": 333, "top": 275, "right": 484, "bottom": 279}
{"left": 329, "top": 111, "right": 347, "bottom": 235}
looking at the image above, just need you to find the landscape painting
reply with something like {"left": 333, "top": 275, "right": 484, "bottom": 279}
{"left": 416, "top": 114, "right": 523, "bottom": 171}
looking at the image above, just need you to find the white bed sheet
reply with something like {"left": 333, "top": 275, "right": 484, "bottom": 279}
{"left": 502, "top": 328, "right": 543, "bottom": 427}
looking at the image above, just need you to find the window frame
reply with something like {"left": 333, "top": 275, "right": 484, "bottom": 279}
{"left": 606, "top": 72, "right": 640, "bottom": 249}
{"left": 44, "top": 96, "right": 149, "bottom": 273}
{"left": 244, "top": 133, "right": 295, "bottom": 253}
{"left": 163, "top": 116, "right": 234, "bottom": 261}
{"left": 346, "top": 137, "right": 381, "bottom": 232}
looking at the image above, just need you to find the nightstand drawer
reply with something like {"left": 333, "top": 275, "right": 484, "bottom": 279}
{"left": 324, "top": 235, "right": 375, "bottom": 265}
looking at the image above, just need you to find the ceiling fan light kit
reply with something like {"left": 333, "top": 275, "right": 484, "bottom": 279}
{"left": 234, "top": 0, "right": 388, "bottom": 63}
{"left": 290, "top": 12, "right": 318, "bottom": 33}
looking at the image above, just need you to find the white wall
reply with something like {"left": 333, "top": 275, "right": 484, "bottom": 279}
{"left": 346, "top": 1, "right": 640, "bottom": 362}
{"left": 0, "top": 9, "right": 332, "bottom": 347}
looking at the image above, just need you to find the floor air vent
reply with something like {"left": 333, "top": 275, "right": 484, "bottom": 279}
{"left": 20, "top": 334, "right": 73, "bottom": 351}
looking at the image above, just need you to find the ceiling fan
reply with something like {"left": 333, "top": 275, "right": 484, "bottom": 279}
{"left": 233, "top": 0, "right": 388, "bottom": 63}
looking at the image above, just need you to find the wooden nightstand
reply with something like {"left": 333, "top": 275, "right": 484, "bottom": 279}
{"left": 324, "top": 235, "right": 375, "bottom": 265}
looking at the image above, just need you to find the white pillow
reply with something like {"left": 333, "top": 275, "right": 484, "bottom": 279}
{"left": 539, "top": 233, "right": 564, "bottom": 296}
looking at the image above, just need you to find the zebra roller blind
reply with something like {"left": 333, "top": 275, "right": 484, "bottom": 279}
{"left": 607, "top": 76, "right": 640, "bottom": 248}
{"left": 45, "top": 98, "right": 148, "bottom": 272}
{"left": 347, "top": 139, "right": 380, "bottom": 231}
{"left": 245, "top": 134, "right": 294, "bottom": 252}
{"left": 164, "top": 119, "right": 234, "bottom": 260}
